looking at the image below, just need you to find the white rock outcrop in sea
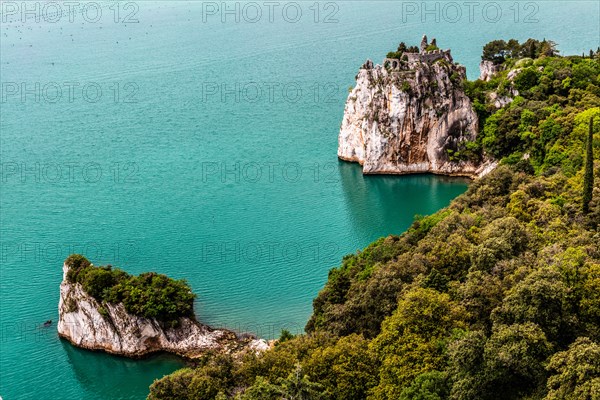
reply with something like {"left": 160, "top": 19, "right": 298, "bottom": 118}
{"left": 339, "top": 35, "right": 494, "bottom": 178}
{"left": 58, "top": 262, "right": 268, "bottom": 358}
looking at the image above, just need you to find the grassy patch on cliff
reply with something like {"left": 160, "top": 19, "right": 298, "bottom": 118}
{"left": 65, "top": 255, "right": 195, "bottom": 327}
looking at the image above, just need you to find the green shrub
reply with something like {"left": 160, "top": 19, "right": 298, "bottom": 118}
{"left": 513, "top": 67, "right": 541, "bottom": 92}
{"left": 65, "top": 255, "right": 195, "bottom": 326}
{"left": 81, "top": 266, "right": 118, "bottom": 300}
{"left": 65, "top": 254, "right": 91, "bottom": 282}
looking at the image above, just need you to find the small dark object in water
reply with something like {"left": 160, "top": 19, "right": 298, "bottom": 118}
{"left": 43, "top": 320, "right": 52, "bottom": 327}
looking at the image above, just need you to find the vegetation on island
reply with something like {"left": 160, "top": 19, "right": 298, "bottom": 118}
{"left": 482, "top": 38, "right": 559, "bottom": 65}
{"left": 148, "top": 40, "right": 599, "bottom": 399}
{"left": 386, "top": 41, "right": 419, "bottom": 60}
{"left": 65, "top": 254, "right": 195, "bottom": 327}
{"left": 456, "top": 41, "right": 600, "bottom": 166}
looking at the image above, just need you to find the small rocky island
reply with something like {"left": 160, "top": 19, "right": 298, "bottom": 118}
{"left": 58, "top": 255, "right": 268, "bottom": 358}
{"left": 338, "top": 35, "right": 495, "bottom": 178}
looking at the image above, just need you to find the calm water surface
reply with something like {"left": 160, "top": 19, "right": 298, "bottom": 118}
{"left": 1, "top": 1, "right": 598, "bottom": 398}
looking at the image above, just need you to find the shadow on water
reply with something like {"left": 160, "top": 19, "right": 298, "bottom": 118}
{"left": 337, "top": 160, "right": 469, "bottom": 239}
{"left": 61, "top": 339, "right": 185, "bottom": 400}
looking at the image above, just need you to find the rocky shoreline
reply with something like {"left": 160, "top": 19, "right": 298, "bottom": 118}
{"left": 58, "top": 262, "right": 269, "bottom": 359}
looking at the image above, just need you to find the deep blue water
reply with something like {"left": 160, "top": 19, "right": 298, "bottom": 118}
{"left": 1, "top": 1, "right": 598, "bottom": 399}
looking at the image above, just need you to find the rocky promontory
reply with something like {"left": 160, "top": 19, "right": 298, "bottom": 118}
{"left": 58, "top": 255, "right": 268, "bottom": 359}
{"left": 338, "top": 35, "right": 495, "bottom": 178}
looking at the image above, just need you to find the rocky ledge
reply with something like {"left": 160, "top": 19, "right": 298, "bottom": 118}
{"left": 338, "top": 35, "right": 495, "bottom": 178}
{"left": 479, "top": 59, "right": 505, "bottom": 81}
{"left": 58, "top": 261, "right": 268, "bottom": 359}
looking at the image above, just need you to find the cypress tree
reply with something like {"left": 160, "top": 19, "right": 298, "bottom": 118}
{"left": 583, "top": 117, "right": 594, "bottom": 213}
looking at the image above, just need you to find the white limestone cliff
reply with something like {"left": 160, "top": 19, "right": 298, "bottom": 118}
{"left": 58, "top": 262, "right": 268, "bottom": 358}
{"left": 339, "top": 36, "right": 495, "bottom": 178}
{"left": 479, "top": 60, "right": 504, "bottom": 81}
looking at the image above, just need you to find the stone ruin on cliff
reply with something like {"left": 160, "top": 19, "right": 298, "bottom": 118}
{"left": 379, "top": 35, "right": 454, "bottom": 71}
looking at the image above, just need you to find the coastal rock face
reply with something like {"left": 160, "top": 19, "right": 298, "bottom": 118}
{"left": 58, "top": 263, "right": 268, "bottom": 358}
{"left": 479, "top": 60, "right": 504, "bottom": 81}
{"left": 486, "top": 67, "right": 520, "bottom": 109}
{"left": 339, "top": 36, "right": 492, "bottom": 178}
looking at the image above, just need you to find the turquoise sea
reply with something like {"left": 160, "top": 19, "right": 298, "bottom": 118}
{"left": 1, "top": 1, "right": 598, "bottom": 399}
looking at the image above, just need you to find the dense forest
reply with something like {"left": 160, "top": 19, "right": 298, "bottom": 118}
{"left": 148, "top": 39, "right": 600, "bottom": 400}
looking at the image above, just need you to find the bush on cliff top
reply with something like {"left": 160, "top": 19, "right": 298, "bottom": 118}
{"left": 65, "top": 255, "right": 195, "bottom": 327}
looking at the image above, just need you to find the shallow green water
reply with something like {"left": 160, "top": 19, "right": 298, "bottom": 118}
{"left": 1, "top": 1, "right": 598, "bottom": 399}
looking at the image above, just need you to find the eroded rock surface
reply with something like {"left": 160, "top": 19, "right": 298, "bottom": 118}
{"left": 339, "top": 36, "right": 494, "bottom": 178}
{"left": 58, "top": 263, "right": 268, "bottom": 358}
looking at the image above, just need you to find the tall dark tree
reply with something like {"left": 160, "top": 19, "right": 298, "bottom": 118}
{"left": 539, "top": 39, "right": 558, "bottom": 57}
{"left": 506, "top": 39, "right": 521, "bottom": 58}
{"left": 520, "top": 38, "right": 539, "bottom": 58}
{"left": 583, "top": 117, "right": 595, "bottom": 213}
{"left": 482, "top": 40, "right": 508, "bottom": 64}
